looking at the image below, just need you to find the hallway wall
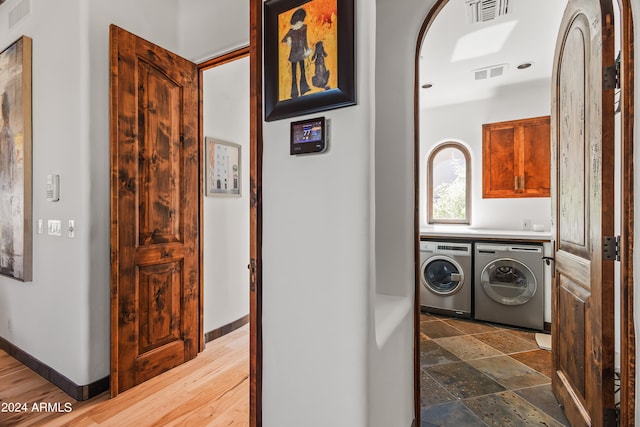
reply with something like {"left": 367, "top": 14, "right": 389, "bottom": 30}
{"left": 202, "top": 57, "right": 250, "bottom": 333}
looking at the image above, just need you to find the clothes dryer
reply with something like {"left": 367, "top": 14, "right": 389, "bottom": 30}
{"left": 419, "top": 241, "right": 472, "bottom": 318}
{"left": 474, "top": 243, "right": 544, "bottom": 330}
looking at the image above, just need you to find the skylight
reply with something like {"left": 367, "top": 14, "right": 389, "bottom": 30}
{"left": 450, "top": 20, "right": 518, "bottom": 62}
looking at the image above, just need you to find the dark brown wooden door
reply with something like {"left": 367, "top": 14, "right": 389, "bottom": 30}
{"left": 110, "top": 25, "right": 200, "bottom": 396}
{"left": 551, "top": 0, "right": 616, "bottom": 425}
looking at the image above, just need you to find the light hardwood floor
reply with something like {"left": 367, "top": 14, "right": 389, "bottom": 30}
{"left": 0, "top": 324, "right": 249, "bottom": 426}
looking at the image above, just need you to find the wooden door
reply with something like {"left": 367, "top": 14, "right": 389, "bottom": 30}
{"left": 551, "top": 0, "right": 616, "bottom": 425}
{"left": 110, "top": 25, "right": 200, "bottom": 396}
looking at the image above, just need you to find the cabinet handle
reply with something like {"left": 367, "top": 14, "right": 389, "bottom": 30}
{"left": 520, "top": 175, "right": 525, "bottom": 191}
{"left": 514, "top": 176, "right": 519, "bottom": 191}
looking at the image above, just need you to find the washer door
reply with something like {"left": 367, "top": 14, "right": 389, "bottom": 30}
{"left": 480, "top": 258, "right": 536, "bottom": 305}
{"left": 421, "top": 256, "right": 464, "bottom": 296}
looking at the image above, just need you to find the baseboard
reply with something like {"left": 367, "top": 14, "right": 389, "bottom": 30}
{"left": 204, "top": 314, "right": 250, "bottom": 343}
{"left": 0, "top": 335, "right": 109, "bottom": 401}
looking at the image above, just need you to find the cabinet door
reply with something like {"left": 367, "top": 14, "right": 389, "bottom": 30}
{"left": 482, "top": 124, "right": 518, "bottom": 198}
{"left": 521, "top": 117, "right": 551, "bottom": 196}
{"left": 483, "top": 116, "right": 550, "bottom": 198}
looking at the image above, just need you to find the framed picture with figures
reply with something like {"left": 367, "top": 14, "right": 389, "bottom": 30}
{"left": 264, "top": 0, "right": 355, "bottom": 121}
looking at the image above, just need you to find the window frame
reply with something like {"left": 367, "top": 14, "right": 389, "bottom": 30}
{"left": 427, "top": 141, "right": 471, "bottom": 225}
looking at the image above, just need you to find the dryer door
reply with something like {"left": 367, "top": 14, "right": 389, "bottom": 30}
{"left": 480, "top": 258, "right": 536, "bottom": 305}
{"left": 421, "top": 256, "right": 464, "bottom": 296}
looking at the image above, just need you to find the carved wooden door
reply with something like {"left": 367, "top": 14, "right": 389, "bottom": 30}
{"left": 110, "top": 25, "right": 200, "bottom": 395}
{"left": 551, "top": 0, "right": 616, "bottom": 425}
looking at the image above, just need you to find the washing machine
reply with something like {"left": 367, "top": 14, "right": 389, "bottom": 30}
{"left": 474, "top": 243, "right": 544, "bottom": 330}
{"left": 419, "top": 240, "right": 472, "bottom": 318}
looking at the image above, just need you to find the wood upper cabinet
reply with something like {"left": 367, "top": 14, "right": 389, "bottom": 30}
{"left": 482, "top": 116, "right": 551, "bottom": 198}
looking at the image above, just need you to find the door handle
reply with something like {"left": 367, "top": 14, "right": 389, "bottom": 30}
{"left": 450, "top": 273, "right": 462, "bottom": 282}
{"left": 247, "top": 259, "right": 256, "bottom": 292}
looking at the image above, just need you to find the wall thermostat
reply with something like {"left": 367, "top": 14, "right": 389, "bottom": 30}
{"left": 290, "top": 116, "right": 327, "bottom": 155}
{"left": 46, "top": 174, "right": 60, "bottom": 202}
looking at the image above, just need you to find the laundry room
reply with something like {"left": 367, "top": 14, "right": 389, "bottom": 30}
{"left": 417, "top": 0, "right": 625, "bottom": 423}
{"left": 418, "top": 0, "right": 568, "bottom": 329}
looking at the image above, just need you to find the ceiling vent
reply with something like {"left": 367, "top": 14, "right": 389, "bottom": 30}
{"left": 466, "top": 0, "right": 510, "bottom": 23}
{"left": 474, "top": 64, "right": 507, "bottom": 80}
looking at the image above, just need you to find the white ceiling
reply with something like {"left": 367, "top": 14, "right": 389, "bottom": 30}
{"left": 419, "top": 0, "right": 568, "bottom": 108}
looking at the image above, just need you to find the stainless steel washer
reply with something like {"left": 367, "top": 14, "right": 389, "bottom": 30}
{"left": 419, "top": 241, "right": 472, "bottom": 318}
{"left": 474, "top": 243, "right": 544, "bottom": 330}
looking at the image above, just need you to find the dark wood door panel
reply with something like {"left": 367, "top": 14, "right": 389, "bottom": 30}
{"left": 137, "top": 58, "right": 184, "bottom": 246}
{"left": 138, "top": 262, "right": 183, "bottom": 353}
{"left": 557, "top": 275, "right": 588, "bottom": 397}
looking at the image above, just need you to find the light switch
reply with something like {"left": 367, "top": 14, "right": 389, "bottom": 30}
{"left": 68, "top": 220, "right": 75, "bottom": 239}
{"left": 37, "top": 219, "right": 43, "bottom": 234}
{"left": 47, "top": 220, "right": 62, "bottom": 237}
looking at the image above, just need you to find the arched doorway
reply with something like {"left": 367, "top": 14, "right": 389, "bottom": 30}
{"left": 414, "top": 0, "right": 635, "bottom": 425}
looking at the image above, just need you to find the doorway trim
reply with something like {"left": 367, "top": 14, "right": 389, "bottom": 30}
{"left": 618, "top": 1, "right": 635, "bottom": 425}
{"left": 249, "top": 0, "right": 264, "bottom": 425}
{"left": 412, "top": 1, "right": 635, "bottom": 426}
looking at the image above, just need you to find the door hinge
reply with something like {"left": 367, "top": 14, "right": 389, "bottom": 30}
{"left": 604, "top": 53, "right": 621, "bottom": 90}
{"left": 603, "top": 236, "right": 620, "bottom": 261}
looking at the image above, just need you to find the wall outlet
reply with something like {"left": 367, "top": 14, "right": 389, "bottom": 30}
{"left": 521, "top": 219, "right": 531, "bottom": 230}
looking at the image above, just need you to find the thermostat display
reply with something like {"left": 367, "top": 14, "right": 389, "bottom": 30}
{"left": 290, "top": 117, "right": 327, "bottom": 155}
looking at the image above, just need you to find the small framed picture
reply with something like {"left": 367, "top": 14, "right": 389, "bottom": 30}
{"left": 205, "top": 137, "right": 241, "bottom": 197}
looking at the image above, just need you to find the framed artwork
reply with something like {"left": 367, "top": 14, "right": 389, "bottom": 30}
{"left": 0, "top": 36, "right": 32, "bottom": 281}
{"left": 264, "top": 0, "right": 355, "bottom": 121}
{"left": 205, "top": 137, "right": 241, "bottom": 197}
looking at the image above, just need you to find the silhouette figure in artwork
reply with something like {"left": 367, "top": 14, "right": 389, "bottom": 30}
{"left": 282, "top": 8, "right": 311, "bottom": 98}
{"left": 311, "top": 41, "right": 330, "bottom": 90}
{"left": 0, "top": 92, "right": 15, "bottom": 275}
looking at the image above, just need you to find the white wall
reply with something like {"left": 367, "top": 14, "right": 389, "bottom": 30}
{"left": 419, "top": 79, "right": 553, "bottom": 230}
{"left": 177, "top": 0, "right": 249, "bottom": 62}
{"left": 368, "top": 0, "right": 427, "bottom": 426}
{"left": 0, "top": 0, "right": 94, "bottom": 385}
{"left": 202, "top": 58, "right": 250, "bottom": 333}
{"left": 260, "top": 0, "right": 374, "bottom": 423}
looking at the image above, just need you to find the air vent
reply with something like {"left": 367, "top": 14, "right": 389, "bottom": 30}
{"left": 474, "top": 64, "right": 507, "bottom": 80}
{"left": 466, "top": 0, "right": 510, "bottom": 23}
{"left": 9, "top": 0, "right": 30, "bottom": 29}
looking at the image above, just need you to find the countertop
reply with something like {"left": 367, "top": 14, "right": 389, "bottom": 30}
{"left": 420, "top": 226, "right": 553, "bottom": 242}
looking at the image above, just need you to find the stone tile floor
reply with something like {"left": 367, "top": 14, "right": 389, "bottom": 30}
{"left": 419, "top": 312, "right": 570, "bottom": 427}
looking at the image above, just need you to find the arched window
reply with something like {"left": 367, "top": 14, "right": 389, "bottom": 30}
{"left": 427, "top": 142, "right": 471, "bottom": 224}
